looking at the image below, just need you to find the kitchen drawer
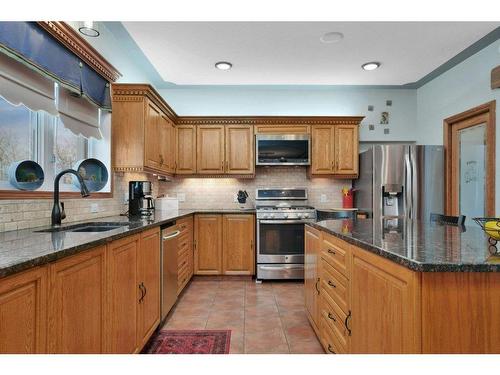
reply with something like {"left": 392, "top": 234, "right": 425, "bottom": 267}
{"left": 177, "top": 216, "right": 193, "bottom": 233}
{"left": 178, "top": 240, "right": 190, "bottom": 257}
{"left": 321, "top": 233, "right": 351, "bottom": 278}
{"left": 320, "top": 293, "right": 349, "bottom": 350}
{"left": 178, "top": 251, "right": 189, "bottom": 270}
{"left": 321, "top": 258, "right": 349, "bottom": 314}
{"left": 319, "top": 314, "right": 346, "bottom": 354}
{"left": 177, "top": 233, "right": 191, "bottom": 251}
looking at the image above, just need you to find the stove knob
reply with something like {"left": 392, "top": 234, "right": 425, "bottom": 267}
{"left": 304, "top": 213, "right": 309, "bottom": 218}
{"left": 262, "top": 214, "right": 268, "bottom": 219}
{"left": 283, "top": 214, "right": 289, "bottom": 218}
{"left": 270, "top": 214, "right": 275, "bottom": 218}
{"left": 297, "top": 213, "right": 303, "bottom": 219}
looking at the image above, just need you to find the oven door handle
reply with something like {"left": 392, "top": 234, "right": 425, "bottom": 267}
{"left": 259, "top": 265, "right": 303, "bottom": 270}
{"left": 258, "top": 220, "right": 313, "bottom": 224}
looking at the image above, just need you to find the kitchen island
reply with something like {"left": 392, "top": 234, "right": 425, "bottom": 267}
{"left": 305, "top": 218, "right": 500, "bottom": 354}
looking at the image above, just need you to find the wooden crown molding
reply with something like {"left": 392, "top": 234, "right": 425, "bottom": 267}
{"left": 176, "top": 116, "right": 364, "bottom": 126}
{"left": 492, "top": 65, "right": 500, "bottom": 89}
{"left": 112, "top": 83, "right": 178, "bottom": 121}
{"left": 37, "top": 21, "right": 121, "bottom": 82}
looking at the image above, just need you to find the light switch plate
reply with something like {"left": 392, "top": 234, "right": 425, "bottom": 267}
{"left": 177, "top": 193, "right": 186, "bottom": 202}
{"left": 123, "top": 193, "right": 128, "bottom": 204}
{"left": 90, "top": 203, "right": 99, "bottom": 213}
{"left": 320, "top": 194, "right": 328, "bottom": 203}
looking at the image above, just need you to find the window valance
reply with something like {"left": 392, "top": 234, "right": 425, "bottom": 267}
{"left": 0, "top": 22, "right": 111, "bottom": 110}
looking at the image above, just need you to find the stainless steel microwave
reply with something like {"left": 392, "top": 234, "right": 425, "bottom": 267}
{"left": 255, "top": 134, "right": 311, "bottom": 166}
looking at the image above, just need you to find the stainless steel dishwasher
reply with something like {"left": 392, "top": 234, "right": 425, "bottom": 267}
{"left": 161, "top": 222, "right": 180, "bottom": 322}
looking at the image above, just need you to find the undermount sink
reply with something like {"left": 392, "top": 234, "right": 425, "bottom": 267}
{"left": 36, "top": 222, "right": 129, "bottom": 233}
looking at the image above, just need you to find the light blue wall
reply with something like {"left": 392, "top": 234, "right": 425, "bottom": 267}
{"left": 159, "top": 86, "right": 417, "bottom": 143}
{"left": 416, "top": 40, "right": 500, "bottom": 213}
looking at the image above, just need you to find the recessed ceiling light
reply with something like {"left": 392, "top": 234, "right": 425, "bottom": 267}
{"left": 215, "top": 61, "right": 232, "bottom": 71}
{"left": 78, "top": 21, "right": 99, "bottom": 37}
{"left": 362, "top": 62, "right": 381, "bottom": 71}
{"left": 320, "top": 32, "right": 344, "bottom": 44}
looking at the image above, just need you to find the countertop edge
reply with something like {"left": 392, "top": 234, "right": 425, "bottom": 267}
{"left": 308, "top": 221, "right": 500, "bottom": 273}
{"left": 0, "top": 210, "right": 254, "bottom": 279}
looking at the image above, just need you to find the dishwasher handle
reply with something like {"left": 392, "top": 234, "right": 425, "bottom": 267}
{"left": 162, "top": 230, "right": 181, "bottom": 240}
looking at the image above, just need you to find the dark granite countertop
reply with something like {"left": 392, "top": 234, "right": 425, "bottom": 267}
{"left": 310, "top": 218, "right": 500, "bottom": 272}
{"left": 0, "top": 208, "right": 255, "bottom": 279}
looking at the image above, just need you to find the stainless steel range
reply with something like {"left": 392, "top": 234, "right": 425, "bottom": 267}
{"left": 255, "top": 188, "right": 316, "bottom": 280}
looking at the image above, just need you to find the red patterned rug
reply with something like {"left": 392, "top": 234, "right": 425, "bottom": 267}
{"left": 143, "top": 330, "right": 231, "bottom": 354}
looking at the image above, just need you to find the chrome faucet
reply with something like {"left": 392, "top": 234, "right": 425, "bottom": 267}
{"left": 51, "top": 169, "right": 90, "bottom": 226}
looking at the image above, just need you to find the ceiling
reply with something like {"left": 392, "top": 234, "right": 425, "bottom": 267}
{"left": 122, "top": 22, "right": 499, "bottom": 86}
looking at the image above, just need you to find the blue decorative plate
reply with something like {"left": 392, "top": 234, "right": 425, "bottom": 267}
{"left": 72, "top": 158, "right": 109, "bottom": 192}
{"left": 8, "top": 160, "right": 44, "bottom": 191}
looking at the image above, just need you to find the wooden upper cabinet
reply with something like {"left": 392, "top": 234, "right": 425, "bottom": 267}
{"left": 137, "top": 228, "right": 161, "bottom": 349}
{"left": 350, "top": 246, "right": 420, "bottom": 354}
{"left": 311, "top": 125, "right": 335, "bottom": 174}
{"left": 222, "top": 214, "right": 255, "bottom": 275}
{"left": 144, "top": 100, "right": 162, "bottom": 171}
{"left": 112, "top": 83, "right": 177, "bottom": 175}
{"left": 334, "top": 124, "right": 359, "bottom": 176}
{"left": 159, "top": 114, "right": 176, "bottom": 174}
{"left": 304, "top": 225, "right": 321, "bottom": 331}
{"left": 176, "top": 125, "right": 197, "bottom": 174}
{"left": 310, "top": 124, "right": 359, "bottom": 177}
{"left": 194, "top": 214, "right": 223, "bottom": 275}
{"left": 0, "top": 266, "right": 47, "bottom": 354}
{"left": 225, "top": 125, "right": 254, "bottom": 174}
{"left": 107, "top": 235, "right": 140, "bottom": 354}
{"left": 48, "top": 246, "right": 107, "bottom": 354}
{"left": 196, "top": 125, "right": 225, "bottom": 174}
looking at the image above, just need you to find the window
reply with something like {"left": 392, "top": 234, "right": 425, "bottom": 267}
{"left": 0, "top": 95, "right": 111, "bottom": 193}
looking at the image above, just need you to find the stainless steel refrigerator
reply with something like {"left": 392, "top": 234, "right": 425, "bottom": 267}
{"left": 354, "top": 145, "right": 444, "bottom": 221}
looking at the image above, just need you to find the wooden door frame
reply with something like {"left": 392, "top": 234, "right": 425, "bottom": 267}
{"left": 443, "top": 100, "right": 496, "bottom": 216}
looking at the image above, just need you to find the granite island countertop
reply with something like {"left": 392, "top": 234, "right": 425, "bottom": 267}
{"left": 310, "top": 218, "right": 500, "bottom": 272}
{"left": 0, "top": 208, "right": 255, "bottom": 278}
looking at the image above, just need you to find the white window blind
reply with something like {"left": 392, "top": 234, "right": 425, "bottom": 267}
{"left": 56, "top": 86, "right": 102, "bottom": 140}
{"left": 0, "top": 52, "right": 57, "bottom": 116}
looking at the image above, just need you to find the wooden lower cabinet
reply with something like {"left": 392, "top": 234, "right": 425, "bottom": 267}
{"left": 304, "top": 225, "right": 321, "bottom": 333}
{"left": 195, "top": 213, "right": 255, "bottom": 276}
{"left": 177, "top": 216, "right": 194, "bottom": 295}
{"left": 0, "top": 266, "right": 47, "bottom": 354}
{"left": 107, "top": 235, "right": 140, "bottom": 354}
{"left": 48, "top": 246, "right": 107, "bottom": 353}
{"left": 222, "top": 214, "right": 255, "bottom": 275}
{"left": 194, "top": 214, "right": 223, "bottom": 275}
{"left": 137, "top": 228, "right": 161, "bottom": 349}
{"left": 350, "top": 246, "right": 421, "bottom": 353}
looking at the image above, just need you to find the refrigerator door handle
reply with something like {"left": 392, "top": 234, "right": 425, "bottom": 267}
{"left": 405, "top": 152, "right": 413, "bottom": 219}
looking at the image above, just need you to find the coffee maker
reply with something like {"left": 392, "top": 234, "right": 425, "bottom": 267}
{"left": 129, "top": 181, "right": 155, "bottom": 217}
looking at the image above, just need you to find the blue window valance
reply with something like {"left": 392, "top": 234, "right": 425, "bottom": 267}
{"left": 0, "top": 22, "right": 111, "bottom": 110}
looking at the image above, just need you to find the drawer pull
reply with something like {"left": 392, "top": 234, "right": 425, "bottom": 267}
{"left": 327, "top": 248, "right": 336, "bottom": 255}
{"left": 345, "top": 310, "right": 352, "bottom": 336}
{"left": 327, "top": 344, "right": 336, "bottom": 354}
{"left": 328, "top": 280, "right": 337, "bottom": 288}
{"left": 328, "top": 312, "right": 336, "bottom": 322}
{"left": 315, "top": 277, "right": 320, "bottom": 295}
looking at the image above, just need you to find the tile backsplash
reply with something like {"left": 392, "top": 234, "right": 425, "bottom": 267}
{"left": 157, "top": 167, "right": 349, "bottom": 210}
{"left": 0, "top": 167, "right": 350, "bottom": 232}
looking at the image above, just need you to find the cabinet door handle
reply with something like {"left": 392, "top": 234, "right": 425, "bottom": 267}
{"left": 315, "top": 277, "right": 320, "bottom": 295}
{"left": 331, "top": 160, "right": 334, "bottom": 171}
{"left": 221, "top": 160, "right": 224, "bottom": 171}
{"left": 138, "top": 283, "right": 145, "bottom": 303}
{"left": 327, "top": 344, "right": 336, "bottom": 354}
{"left": 328, "top": 312, "right": 336, "bottom": 322}
{"left": 345, "top": 310, "right": 352, "bottom": 336}
{"left": 250, "top": 239, "right": 253, "bottom": 250}
{"left": 328, "top": 280, "right": 336, "bottom": 288}
{"left": 328, "top": 248, "right": 336, "bottom": 255}
{"left": 225, "top": 160, "right": 229, "bottom": 170}
{"left": 143, "top": 283, "right": 147, "bottom": 300}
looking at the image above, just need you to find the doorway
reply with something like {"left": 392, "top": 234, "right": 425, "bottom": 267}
{"left": 443, "top": 101, "right": 496, "bottom": 220}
